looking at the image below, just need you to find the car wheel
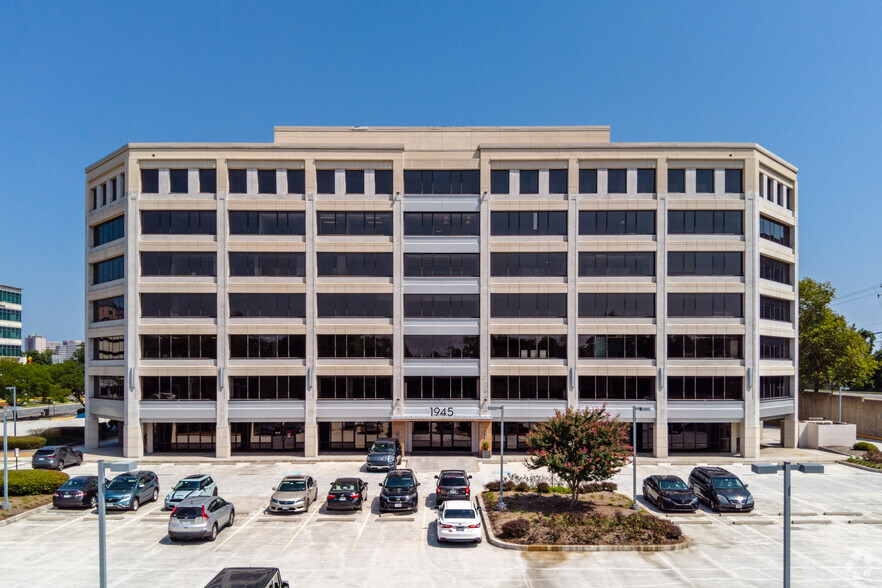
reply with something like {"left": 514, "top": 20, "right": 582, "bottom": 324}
{"left": 131, "top": 498, "right": 140, "bottom": 512}
{"left": 89, "top": 496, "right": 97, "bottom": 509}
{"left": 152, "top": 488, "right": 159, "bottom": 503}
{"left": 213, "top": 488, "right": 218, "bottom": 496}
{"left": 168, "top": 534, "right": 176, "bottom": 542}
{"left": 228, "top": 510, "right": 235, "bottom": 527}
{"left": 207, "top": 524, "right": 218, "bottom": 542}
{"left": 476, "top": 537, "right": 483, "bottom": 544}
{"left": 77, "top": 455, "right": 83, "bottom": 466}
{"left": 55, "top": 461, "right": 64, "bottom": 471}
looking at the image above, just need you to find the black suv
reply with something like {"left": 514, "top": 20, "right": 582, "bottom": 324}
{"left": 366, "top": 437, "right": 402, "bottom": 472}
{"left": 434, "top": 469, "right": 472, "bottom": 505}
{"left": 688, "top": 467, "right": 754, "bottom": 512}
{"left": 378, "top": 469, "right": 420, "bottom": 513}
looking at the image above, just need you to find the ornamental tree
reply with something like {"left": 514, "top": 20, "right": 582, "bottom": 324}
{"left": 525, "top": 407, "right": 631, "bottom": 505}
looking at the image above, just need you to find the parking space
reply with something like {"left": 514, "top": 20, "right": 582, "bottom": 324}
{"left": 1, "top": 458, "right": 881, "bottom": 586}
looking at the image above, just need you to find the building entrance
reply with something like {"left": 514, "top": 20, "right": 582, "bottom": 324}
{"left": 411, "top": 421, "right": 472, "bottom": 452}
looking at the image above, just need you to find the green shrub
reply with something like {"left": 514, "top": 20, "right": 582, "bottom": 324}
{"left": 33, "top": 426, "right": 84, "bottom": 446}
{"left": 854, "top": 442, "right": 879, "bottom": 453}
{"left": 5, "top": 436, "right": 46, "bottom": 450}
{"left": 484, "top": 480, "right": 515, "bottom": 492}
{"left": 514, "top": 481, "right": 530, "bottom": 492}
{"left": 865, "top": 451, "right": 882, "bottom": 464}
{"left": 0, "top": 470, "right": 69, "bottom": 496}
{"left": 501, "top": 518, "right": 531, "bottom": 539}
{"left": 580, "top": 482, "right": 618, "bottom": 493}
{"left": 549, "top": 485, "right": 569, "bottom": 493}
{"left": 535, "top": 482, "right": 551, "bottom": 494}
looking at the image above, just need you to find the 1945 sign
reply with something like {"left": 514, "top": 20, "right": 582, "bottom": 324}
{"left": 429, "top": 406, "right": 454, "bottom": 417}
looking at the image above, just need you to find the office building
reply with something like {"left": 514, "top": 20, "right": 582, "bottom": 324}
{"left": 0, "top": 285, "right": 22, "bottom": 358}
{"left": 84, "top": 126, "right": 799, "bottom": 458}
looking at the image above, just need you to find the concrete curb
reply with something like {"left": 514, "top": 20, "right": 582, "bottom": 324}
{"left": 477, "top": 500, "right": 691, "bottom": 552}
{"left": 837, "top": 459, "right": 882, "bottom": 473}
{"left": 0, "top": 502, "right": 53, "bottom": 528}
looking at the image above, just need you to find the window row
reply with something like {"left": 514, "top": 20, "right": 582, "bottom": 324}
{"left": 230, "top": 252, "right": 305, "bottom": 277}
{"left": 760, "top": 173, "right": 793, "bottom": 211}
{"left": 141, "top": 293, "right": 217, "bottom": 318}
{"left": 93, "top": 296, "right": 124, "bottom": 322}
{"left": 490, "top": 293, "right": 567, "bottom": 318}
{"left": 668, "top": 252, "right": 742, "bottom": 277}
{"left": 668, "top": 210, "right": 742, "bottom": 235}
{"left": 93, "top": 336, "right": 124, "bottom": 360}
{"left": 760, "top": 336, "right": 791, "bottom": 359}
{"left": 142, "top": 211, "right": 217, "bottom": 235}
{"left": 141, "top": 169, "right": 215, "bottom": 194}
{"left": 578, "top": 293, "right": 656, "bottom": 318}
{"left": 91, "top": 175, "right": 124, "bottom": 210}
{"left": 578, "top": 211, "right": 655, "bottom": 235}
{"left": 491, "top": 252, "right": 567, "bottom": 277}
{"left": 93, "top": 216, "right": 124, "bottom": 247}
{"left": 317, "top": 293, "right": 393, "bottom": 318}
{"left": 760, "top": 376, "right": 792, "bottom": 399}
{"left": 404, "top": 294, "right": 480, "bottom": 318}
{"left": 93, "top": 376, "right": 123, "bottom": 400}
{"left": 141, "top": 376, "right": 217, "bottom": 401}
{"left": 490, "top": 376, "right": 568, "bottom": 400}
{"left": 490, "top": 334, "right": 567, "bottom": 359}
{"left": 579, "top": 252, "right": 655, "bottom": 277}
{"left": 0, "top": 345, "right": 21, "bottom": 357}
{"left": 140, "top": 334, "right": 217, "bottom": 359}
{"left": 404, "top": 376, "right": 480, "bottom": 399}
{"left": 578, "top": 376, "right": 655, "bottom": 400}
{"left": 404, "top": 170, "right": 480, "bottom": 195}
{"left": 0, "top": 308, "right": 21, "bottom": 322}
{"left": 760, "top": 255, "right": 791, "bottom": 285}
{"left": 578, "top": 169, "right": 657, "bottom": 194}
{"left": 667, "top": 376, "right": 743, "bottom": 400}
{"left": 229, "top": 211, "right": 305, "bottom": 235}
{"left": 230, "top": 293, "right": 305, "bottom": 318}
{"left": 317, "top": 252, "right": 392, "bottom": 277}
{"left": 668, "top": 293, "right": 743, "bottom": 318}
{"left": 230, "top": 335, "right": 305, "bottom": 359}
{"left": 403, "top": 212, "right": 480, "bottom": 236}
{"left": 141, "top": 252, "right": 216, "bottom": 277}
{"left": 759, "top": 216, "right": 791, "bottom": 247}
{"left": 317, "top": 334, "right": 393, "bottom": 358}
{"left": 491, "top": 212, "right": 567, "bottom": 236}
{"left": 403, "top": 253, "right": 480, "bottom": 277}
{"left": 0, "top": 290, "right": 22, "bottom": 304}
{"left": 578, "top": 335, "right": 655, "bottom": 358}
{"left": 230, "top": 376, "right": 306, "bottom": 400}
{"left": 93, "top": 256, "right": 124, "bottom": 284}
{"left": 490, "top": 169, "right": 568, "bottom": 195}
{"left": 760, "top": 296, "right": 791, "bottom": 322}
{"left": 667, "top": 335, "right": 742, "bottom": 359}
{"left": 404, "top": 335, "right": 479, "bottom": 358}
{"left": 317, "top": 212, "right": 392, "bottom": 236}
{"left": 317, "top": 376, "right": 393, "bottom": 399}
{"left": 0, "top": 326, "right": 21, "bottom": 340}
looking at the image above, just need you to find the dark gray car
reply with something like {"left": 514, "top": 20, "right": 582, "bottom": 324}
{"left": 688, "top": 466, "right": 754, "bottom": 512}
{"left": 32, "top": 446, "right": 82, "bottom": 470}
{"left": 168, "top": 496, "right": 235, "bottom": 541}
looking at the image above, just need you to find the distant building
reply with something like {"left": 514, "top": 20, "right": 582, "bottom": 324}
{"left": 53, "top": 340, "right": 84, "bottom": 363}
{"left": 0, "top": 285, "right": 22, "bottom": 358}
{"left": 25, "top": 334, "right": 47, "bottom": 352}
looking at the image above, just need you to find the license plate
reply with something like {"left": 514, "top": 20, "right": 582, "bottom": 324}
{"left": 282, "top": 507, "right": 289, "bottom": 510}
{"left": 393, "top": 503, "right": 402, "bottom": 508}
{"left": 455, "top": 526, "right": 464, "bottom": 531}
{"left": 735, "top": 504, "right": 742, "bottom": 509}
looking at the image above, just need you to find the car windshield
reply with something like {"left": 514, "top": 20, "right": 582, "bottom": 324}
{"left": 107, "top": 477, "right": 137, "bottom": 490}
{"left": 35, "top": 449, "right": 55, "bottom": 455}
{"left": 174, "top": 480, "right": 201, "bottom": 491}
{"left": 384, "top": 476, "right": 414, "bottom": 488}
{"left": 712, "top": 477, "right": 745, "bottom": 490}
{"left": 370, "top": 442, "right": 395, "bottom": 453}
{"left": 659, "top": 479, "right": 689, "bottom": 491}
{"left": 279, "top": 481, "right": 306, "bottom": 492}
{"left": 440, "top": 476, "right": 467, "bottom": 486}
{"left": 332, "top": 482, "right": 357, "bottom": 492}
{"left": 61, "top": 478, "right": 89, "bottom": 489}
{"left": 444, "top": 509, "right": 476, "bottom": 519}
{"left": 173, "top": 506, "right": 202, "bottom": 518}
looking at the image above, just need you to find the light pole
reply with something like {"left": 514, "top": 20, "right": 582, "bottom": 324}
{"left": 2, "top": 406, "right": 12, "bottom": 510}
{"left": 97, "top": 459, "right": 137, "bottom": 588}
{"left": 631, "top": 405, "right": 651, "bottom": 509}
{"left": 488, "top": 404, "right": 505, "bottom": 511}
{"left": 751, "top": 462, "right": 824, "bottom": 588}
{"left": 5, "top": 387, "right": 16, "bottom": 436}
{"left": 838, "top": 386, "right": 849, "bottom": 422}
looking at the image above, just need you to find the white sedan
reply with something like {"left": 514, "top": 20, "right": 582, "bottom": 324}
{"left": 436, "top": 499, "right": 482, "bottom": 543}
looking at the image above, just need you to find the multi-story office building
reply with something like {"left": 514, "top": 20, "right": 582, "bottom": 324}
{"left": 52, "top": 340, "right": 84, "bottom": 363}
{"left": 84, "top": 126, "right": 799, "bottom": 459}
{"left": 0, "top": 285, "right": 22, "bottom": 358}
{"left": 25, "top": 334, "right": 48, "bottom": 352}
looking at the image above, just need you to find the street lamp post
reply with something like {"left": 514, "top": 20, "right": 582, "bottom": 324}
{"left": 488, "top": 404, "right": 505, "bottom": 511}
{"left": 2, "top": 406, "right": 12, "bottom": 510}
{"left": 5, "top": 387, "right": 16, "bottom": 436}
{"left": 631, "top": 405, "right": 651, "bottom": 510}
{"left": 838, "top": 386, "right": 850, "bottom": 422}
{"left": 97, "top": 459, "right": 137, "bottom": 588}
{"left": 751, "top": 462, "right": 824, "bottom": 588}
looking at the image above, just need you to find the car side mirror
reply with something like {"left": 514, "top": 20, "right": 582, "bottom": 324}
{"left": 282, "top": 582, "right": 290, "bottom": 588}
{"left": 468, "top": 475, "right": 473, "bottom": 479}
{"left": 434, "top": 475, "right": 438, "bottom": 479}
{"left": 744, "top": 484, "right": 749, "bottom": 489}
{"left": 378, "top": 483, "right": 383, "bottom": 487}
{"left": 417, "top": 482, "right": 421, "bottom": 486}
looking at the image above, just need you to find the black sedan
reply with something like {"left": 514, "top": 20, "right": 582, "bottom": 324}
{"left": 642, "top": 475, "right": 699, "bottom": 512}
{"left": 53, "top": 476, "right": 100, "bottom": 509}
{"left": 326, "top": 478, "right": 368, "bottom": 511}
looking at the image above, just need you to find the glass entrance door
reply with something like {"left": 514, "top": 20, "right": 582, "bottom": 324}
{"left": 411, "top": 422, "right": 472, "bottom": 452}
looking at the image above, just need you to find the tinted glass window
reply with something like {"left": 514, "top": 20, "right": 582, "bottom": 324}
{"left": 93, "top": 296, "right": 124, "bottom": 322}
{"left": 403, "top": 170, "right": 480, "bottom": 194}
{"left": 345, "top": 170, "right": 364, "bottom": 194}
{"left": 667, "top": 252, "right": 742, "bottom": 276}
{"left": 229, "top": 293, "right": 305, "bottom": 318}
{"left": 579, "top": 169, "right": 597, "bottom": 194}
{"left": 402, "top": 212, "right": 479, "bottom": 236}
{"left": 490, "top": 376, "right": 567, "bottom": 400}
{"left": 316, "top": 169, "right": 335, "bottom": 194}
{"left": 578, "top": 293, "right": 656, "bottom": 318}
{"left": 286, "top": 169, "right": 305, "bottom": 194}
{"left": 317, "top": 253, "right": 393, "bottom": 277}
{"left": 257, "top": 169, "right": 276, "bottom": 194}
{"left": 607, "top": 169, "right": 627, "bottom": 193}
{"left": 374, "top": 170, "right": 393, "bottom": 195}
{"left": 667, "top": 293, "right": 743, "bottom": 318}
{"left": 696, "top": 169, "right": 714, "bottom": 193}
{"left": 229, "top": 211, "right": 305, "bottom": 235}
{"left": 668, "top": 376, "right": 742, "bottom": 400}
{"left": 316, "top": 334, "right": 392, "bottom": 358}
{"left": 229, "top": 252, "right": 306, "bottom": 277}
{"left": 578, "top": 376, "right": 656, "bottom": 400}
{"left": 317, "top": 376, "right": 393, "bottom": 399}
{"left": 169, "top": 169, "right": 189, "bottom": 193}
{"left": 141, "top": 169, "right": 159, "bottom": 193}
{"left": 760, "top": 295, "right": 791, "bottom": 322}
{"left": 579, "top": 252, "right": 655, "bottom": 277}
{"left": 229, "top": 376, "right": 306, "bottom": 400}
{"left": 93, "top": 216, "right": 125, "bottom": 247}
{"left": 141, "top": 293, "right": 216, "bottom": 318}
{"left": 490, "top": 293, "right": 567, "bottom": 318}
{"left": 491, "top": 169, "right": 509, "bottom": 194}
{"left": 228, "top": 169, "right": 247, "bottom": 194}
{"left": 491, "top": 335, "right": 567, "bottom": 359}
{"left": 579, "top": 211, "right": 655, "bottom": 235}
{"left": 141, "top": 252, "right": 216, "bottom": 276}
{"left": 93, "top": 256, "right": 124, "bottom": 284}
{"left": 578, "top": 335, "right": 655, "bottom": 359}
{"left": 403, "top": 294, "right": 480, "bottom": 318}
{"left": 403, "top": 253, "right": 479, "bottom": 277}
{"left": 668, "top": 169, "right": 685, "bottom": 193}
{"left": 141, "top": 334, "right": 217, "bottom": 359}
{"left": 668, "top": 211, "right": 742, "bottom": 234}
{"left": 491, "top": 252, "right": 567, "bottom": 277}
{"left": 316, "top": 293, "right": 393, "bottom": 318}
{"left": 548, "top": 169, "right": 567, "bottom": 194}
{"left": 637, "top": 169, "right": 655, "bottom": 193}
{"left": 759, "top": 216, "right": 791, "bottom": 246}
{"left": 404, "top": 335, "right": 479, "bottom": 359}
{"left": 519, "top": 170, "right": 539, "bottom": 194}
{"left": 199, "top": 169, "right": 217, "bottom": 193}
{"left": 725, "top": 169, "right": 742, "bottom": 193}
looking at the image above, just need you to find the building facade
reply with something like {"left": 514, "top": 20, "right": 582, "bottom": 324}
{"left": 24, "top": 334, "right": 48, "bottom": 352}
{"left": 0, "top": 285, "right": 22, "bottom": 358}
{"left": 84, "top": 126, "right": 799, "bottom": 459}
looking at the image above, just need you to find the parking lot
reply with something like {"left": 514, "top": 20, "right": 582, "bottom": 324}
{"left": 1, "top": 456, "right": 881, "bottom": 587}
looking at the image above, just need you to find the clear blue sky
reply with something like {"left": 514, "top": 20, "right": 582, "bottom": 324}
{"left": 1, "top": 1, "right": 881, "bottom": 341}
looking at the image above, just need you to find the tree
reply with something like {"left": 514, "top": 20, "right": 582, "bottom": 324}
{"left": 525, "top": 407, "right": 631, "bottom": 505}
{"left": 25, "top": 349, "right": 54, "bottom": 365}
{"left": 49, "top": 360, "right": 85, "bottom": 405}
{"left": 799, "top": 278, "right": 878, "bottom": 392}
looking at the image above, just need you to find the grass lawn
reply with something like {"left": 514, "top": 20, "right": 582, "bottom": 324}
{"left": 0, "top": 495, "right": 53, "bottom": 521}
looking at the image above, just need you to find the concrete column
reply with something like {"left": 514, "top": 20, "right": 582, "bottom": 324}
{"left": 742, "top": 425, "right": 761, "bottom": 458}
{"left": 158, "top": 168, "right": 170, "bottom": 195}
{"left": 567, "top": 186, "right": 579, "bottom": 410}
{"left": 391, "top": 421, "right": 406, "bottom": 456}
{"left": 246, "top": 169, "right": 257, "bottom": 194}
{"left": 188, "top": 168, "right": 198, "bottom": 195}
{"left": 304, "top": 163, "right": 318, "bottom": 458}
{"left": 215, "top": 159, "right": 231, "bottom": 459}
{"left": 123, "top": 164, "right": 141, "bottom": 459}
{"left": 392, "top": 185, "right": 404, "bottom": 419}
{"left": 145, "top": 424, "right": 154, "bottom": 454}
{"left": 742, "top": 156, "right": 761, "bottom": 459}
{"left": 781, "top": 417, "right": 799, "bottom": 448}
{"left": 85, "top": 414, "right": 100, "bottom": 450}
{"left": 304, "top": 424, "right": 318, "bottom": 458}
{"left": 479, "top": 178, "right": 491, "bottom": 415}
{"left": 731, "top": 422, "right": 742, "bottom": 455}
{"left": 653, "top": 423, "right": 668, "bottom": 458}
{"left": 123, "top": 424, "right": 143, "bottom": 458}
{"left": 626, "top": 168, "right": 637, "bottom": 196}
{"left": 654, "top": 157, "right": 669, "bottom": 458}
{"left": 477, "top": 420, "right": 492, "bottom": 455}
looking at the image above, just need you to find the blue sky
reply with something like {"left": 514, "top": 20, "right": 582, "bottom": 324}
{"left": 1, "top": 1, "right": 881, "bottom": 341}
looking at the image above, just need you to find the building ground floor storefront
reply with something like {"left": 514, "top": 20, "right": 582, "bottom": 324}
{"left": 134, "top": 419, "right": 757, "bottom": 457}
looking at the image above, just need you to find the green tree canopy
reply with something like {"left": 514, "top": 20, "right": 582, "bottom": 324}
{"left": 799, "top": 278, "right": 878, "bottom": 392}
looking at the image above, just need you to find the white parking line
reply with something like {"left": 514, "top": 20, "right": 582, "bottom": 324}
{"left": 9, "top": 514, "right": 87, "bottom": 549}
{"left": 211, "top": 509, "right": 261, "bottom": 552}
{"left": 350, "top": 508, "right": 373, "bottom": 551}
{"left": 281, "top": 500, "right": 324, "bottom": 552}
{"left": 74, "top": 505, "right": 164, "bottom": 551}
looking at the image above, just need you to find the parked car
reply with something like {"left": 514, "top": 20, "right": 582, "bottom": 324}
{"left": 269, "top": 475, "right": 318, "bottom": 513}
{"left": 326, "top": 478, "right": 368, "bottom": 511}
{"left": 379, "top": 469, "right": 420, "bottom": 513}
{"left": 642, "top": 475, "right": 698, "bottom": 512}
{"left": 204, "top": 568, "right": 288, "bottom": 588}
{"left": 434, "top": 470, "right": 472, "bottom": 505}
{"left": 53, "top": 475, "right": 99, "bottom": 509}
{"left": 32, "top": 445, "right": 82, "bottom": 470}
{"left": 366, "top": 437, "right": 403, "bottom": 471}
{"left": 104, "top": 471, "right": 160, "bottom": 511}
{"left": 164, "top": 474, "right": 217, "bottom": 510}
{"left": 688, "top": 466, "right": 754, "bottom": 512}
{"left": 436, "top": 499, "right": 482, "bottom": 543}
{"left": 168, "top": 496, "right": 235, "bottom": 542}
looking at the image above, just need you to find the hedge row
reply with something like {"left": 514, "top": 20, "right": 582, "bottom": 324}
{"left": 4, "top": 436, "right": 47, "bottom": 450}
{"left": 0, "top": 470, "right": 69, "bottom": 495}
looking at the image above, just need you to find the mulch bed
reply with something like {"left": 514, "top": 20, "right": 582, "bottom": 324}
{"left": 481, "top": 491, "right": 685, "bottom": 546}
{"left": 0, "top": 495, "right": 53, "bottom": 521}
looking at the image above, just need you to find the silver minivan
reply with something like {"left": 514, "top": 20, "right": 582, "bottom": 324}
{"left": 168, "top": 496, "right": 235, "bottom": 542}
